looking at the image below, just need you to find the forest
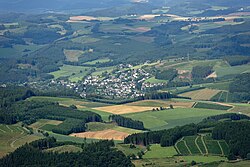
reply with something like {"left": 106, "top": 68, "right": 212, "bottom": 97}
{"left": 0, "top": 138, "right": 134, "bottom": 167}
{"left": 109, "top": 115, "right": 145, "bottom": 130}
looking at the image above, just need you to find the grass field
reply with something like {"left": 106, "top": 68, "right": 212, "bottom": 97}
{"left": 214, "top": 64, "right": 250, "bottom": 77}
{"left": 117, "top": 144, "right": 145, "bottom": 156}
{"left": 145, "top": 77, "right": 167, "bottom": 84}
{"left": 29, "top": 119, "right": 62, "bottom": 130}
{"left": 218, "top": 161, "right": 250, "bottom": 167}
{"left": 176, "top": 135, "right": 229, "bottom": 156}
{"left": 45, "top": 145, "right": 82, "bottom": 153}
{"left": 194, "top": 102, "right": 233, "bottom": 110}
{"left": 0, "top": 124, "right": 42, "bottom": 158}
{"left": 93, "top": 105, "right": 154, "bottom": 114}
{"left": 83, "top": 58, "right": 110, "bottom": 65}
{"left": 144, "top": 145, "right": 177, "bottom": 158}
{"left": 180, "top": 88, "right": 221, "bottom": 100}
{"left": 126, "top": 100, "right": 195, "bottom": 108}
{"left": 50, "top": 65, "right": 91, "bottom": 82}
{"left": 204, "top": 81, "right": 231, "bottom": 91}
{"left": 64, "top": 49, "right": 84, "bottom": 62}
{"left": 124, "top": 108, "right": 226, "bottom": 130}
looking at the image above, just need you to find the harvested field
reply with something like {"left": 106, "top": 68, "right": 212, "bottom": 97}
{"left": 126, "top": 100, "right": 195, "bottom": 108}
{"left": 206, "top": 72, "right": 217, "bottom": 79}
{"left": 70, "top": 129, "right": 129, "bottom": 141}
{"left": 180, "top": 88, "right": 221, "bottom": 100}
{"left": 93, "top": 105, "right": 154, "bottom": 114}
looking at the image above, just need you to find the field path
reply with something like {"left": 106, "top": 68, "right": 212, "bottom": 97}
{"left": 0, "top": 128, "right": 6, "bottom": 133}
{"left": 183, "top": 139, "right": 192, "bottom": 155}
{"left": 174, "top": 137, "right": 183, "bottom": 154}
{"left": 6, "top": 125, "right": 13, "bottom": 132}
{"left": 201, "top": 135, "right": 209, "bottom": 155}
{"left": 195, "top": 136, "right": 203, "bottom": 154}
{"left": 10, "top": 134, "right": 28, "bottom": 148}
{"left": 217, "top": 141, "right": 224, "bottom": 156}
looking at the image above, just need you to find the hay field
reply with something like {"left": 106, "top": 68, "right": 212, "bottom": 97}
{"left": 127, "top": 100, "right": 195, "bottom": 108}
{"left": 180, "top": 88, "right": 221, "bottom": 100}
{"left": 70, "top": 129, "right": 129, "bottom": 141}
{"left": 93, "top": 105, "right": 154, "bottom": 114}
{"left": 29, "top": 119, "right": 63, "bottom": 129}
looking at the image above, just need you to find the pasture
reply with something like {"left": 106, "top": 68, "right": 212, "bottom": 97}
{"left": 93, "top": 105, "right": 154, "bottom": 114}
{"left": 45, "top": 145, "right": 82, "bottom": 153}
{"left": 50, "top": 65, "right": 91, "bottom": 82}
{"left": 175, "top": 135, "right": 229, "bottom": 156}
{"left": 143, "top": 145, "right": 177, "bottom": 159}
{"left": 126, "top": 99, "right": 195, "bottom": 108}
{"left": 194, "top": 102, "right": 233, "bottom": 110}
{"left": 29, "top": 119, "right": 63, "bottom": 130}
{"left": 180, "top": 88, "right": 221, "bottom": 100}
{"left": 124, "top": 108, "right": 226, "bottom": 130}
{"left": 0, "top": 124, "right": 41, "bottom": 158}
{"left": 64, "top": 49, "right": 84, "bottom": 62}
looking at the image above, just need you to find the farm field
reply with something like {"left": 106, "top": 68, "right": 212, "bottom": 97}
{"left": 175, "top": 135, "right": 229, "bottom": 156}
{"left": 70, "top": 129, "right": 129, "bottom": 141}
{"left": 86, "top": 122, "right": 143, "bottom": 134}
{"left": 50, "top": 65, "right": 91, "bottom": 82}
{"left": 64, "top": 49, "right": 84, "bottom": 62}
{"left": 180, "top": 88, "right": 221, "bottom": 100}
{"left": 93, "top": 105, "right": 154, "bottom": 114}
{"left": 194, "top": 102, "right": 233, "bottom": 110}
{"left": 124, "top": 108, "right": 226, "bottom": 130}
{"left": 145, "top": 77, "right": 167, "bottom": 84}
{"left": 126, "top": 100, "right": 195, "bottom": 108}
{"left": 214, "top": 64, "right": 250, "bottom": 77}
{"left": 143, "top": 145, "right": 177, "bottom": 159}
{"left": 0, "top": 124, "right": 42, "bottom": 158}
{"left": 117, "top": 144, "right": 145, "bottom": 156}
{"left": 29, "top": 119, "right": 63, "bottom": 130}
{"left": 218, "top": 161, "right": 250, "bottom": 167}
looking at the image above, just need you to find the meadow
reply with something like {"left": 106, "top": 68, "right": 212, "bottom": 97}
{"left": 124, "top": 108, "right": 226, "bottom": 130}
{"left": 0, "top": 124, "right": 41, "bottom": 158}
{"left": 180, "top": 88, "right": 221, "bottom": 100}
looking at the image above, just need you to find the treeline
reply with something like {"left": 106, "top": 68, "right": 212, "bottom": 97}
{"left": 0, "top": 138, "right": 134, "bottom": 167}
{"left": 124, "top": 113, "right": 249, "bottom": 149}
{"left": 191, "top": 66, "right": 213, "bottom": 79}
{"left": 0, "top": 86, "right": 35, "bottom": 108}
{"left": 0, "top": 101, "right": 102, "bottom": 134}
{"left": 155, "top": 69, "right": 178, "bottom": 81}
{"left": 124, "top": 124, "right": 198, "bottom": 147}
{"left": 109, "top": 115, "right": 145, "bottom": 130}
{"left": 212, "top": 121, "right": 250, "bottom": 160}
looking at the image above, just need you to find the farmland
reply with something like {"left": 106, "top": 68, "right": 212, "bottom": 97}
{"left": 143, "top": 145, "right": 177, "bottom": 159}
{"left": 93, "top": 105, "right": 154, "bottom": 114}
{"left": 0, "top": 124, "right": 42, "bottom": 158}
{"left": 124, "top": 108, "right": 226, "bottom": 130}
{"left": 180, "top": 88, "right": 221, "bottom": 100}
{"left": 70, "top": 129, "right": 129, "bottom": 141}
{"left": 175, "top": 135, "right": 229, "bottom": 156}
{"left": 64, "top": 49, "right": 84, "bottom": 62}
{"left": 127, "top": 100, "right": 195, "bottom": 108}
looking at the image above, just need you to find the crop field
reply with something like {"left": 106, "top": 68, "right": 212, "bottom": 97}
{"left": 214, "top": 64, "right": 250, "bottom": 77}
{"left": 124, "top": 108, "right": 225, "bottom": 130}
{"left": 204, "top": 81, "right": 231, "bottom": 90}
{"left": 93, "top": 105, "right": 154, "bottom": 114}
{"left": 229, "top": 103, "right": 250, "bottom": 115}
{"left": 144, "top": 145, "right": 177, "bottom": 159}
{"left": 50, "top": 65, "right": 91, "bottom": 81}
{"left": 64, "top": 49, "right": 84, "bottom": 62}
{"left": 126, "top": 100, "right": 195, "bottom": 108}
{"left": 0, "top": 124, "right": 42, "bottom": 158}
{"left": 180, "top": 88, "right": 221, "bottom": 100}
{"left": 70, "top": 129, "right": 129, "bottom": 141}
{"left": 194, "top": 102, "right": 233, "bottom": 110}
{"left": 175, "top": 135, "right": 229, "bottom": 156}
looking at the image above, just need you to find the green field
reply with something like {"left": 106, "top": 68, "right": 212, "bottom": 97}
{"left": 176, "top": 135, "right": 229, "bottom": 156}
{"left": 214, "top": 64, "right": 250, "bottom": 77}
{"left": 116, "top": 144, "right": 145, "bottom": 156}
{"left": 45, "top": 145, "right": 82, "bottom": 153}
{"left": 124, "top": 108, "right": 226, "bottom": 130}
{"left": 50, "top": 65, "right": 92, "bottom": 82}
{"left": 194, "top": 102, "right": 232, "bottom": 110}
{"left": 0, "top": 124, "right": 42, "bottom": 158}
{"left": 144, "top": 145, "right": 177, "bottom": 158}
{"left": 83, "top": 58, "right": 110, "bottom": 65}
{"left": 145, "top": 77, "right": 167, "bottom": 84}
